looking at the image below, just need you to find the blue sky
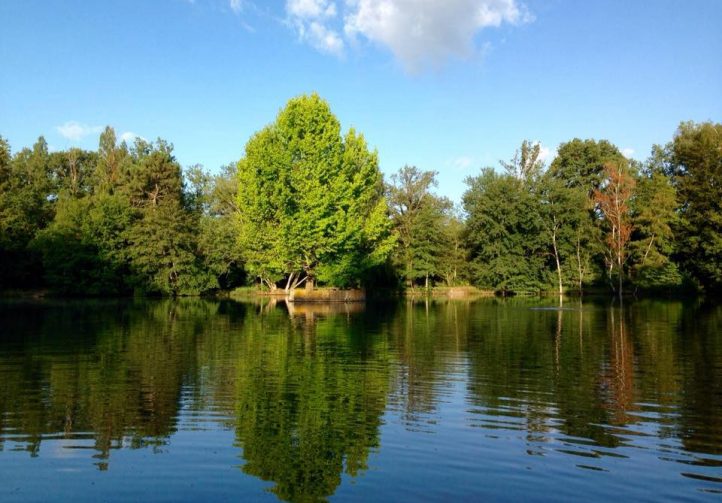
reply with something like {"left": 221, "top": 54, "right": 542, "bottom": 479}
{"left": 1, "top": 0, "right": 720, "bottom": 202}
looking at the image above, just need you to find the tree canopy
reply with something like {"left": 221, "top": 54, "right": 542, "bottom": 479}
{"left": 236, "top": 93, "right": 394, "bottom": 290}
{"left": 0, "top": 105, "right": 719, "bottom": 298}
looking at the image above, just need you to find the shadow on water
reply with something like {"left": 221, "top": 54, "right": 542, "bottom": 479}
{"left": 0, "top": 296, "right": 721, "bottom": 500}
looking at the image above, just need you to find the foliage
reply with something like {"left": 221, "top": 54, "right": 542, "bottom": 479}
{"left": 594, "top": 160, "right": 636, "bottom": 295}
{"left": 549, "top": 138, "right": 625, "bottom": 194}
{"left": 463, "top": 168, "right": 545, "bottom": 293}
{"left": 537, "top": 174, "right": 589, "bottom": 295}
{"left": 0, "top": 110, "right": 719, "bottom": 298}
{"left": 236, "top": 93, "right": 394, "bottom": 289}
{"left": 668, "top": 121, "right": 722, "bottom": 292}
{"left": 386, "top": 166, "right": 455, "bottom": 287}
{"left": 630, "top": 170, "right": 682, "bottom": 291}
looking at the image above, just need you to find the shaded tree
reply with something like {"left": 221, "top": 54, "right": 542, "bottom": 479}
{"left": 387, "top": 166, "right": 451, "bottom": 288}
{"left": 463, "top": 168, "right": 545, "bottom": 293}
{"left": 630, "top": 169, "right": 681, "bottom": 291}
{"left": 668, "top": 121, "right": 722, "bottom": 292}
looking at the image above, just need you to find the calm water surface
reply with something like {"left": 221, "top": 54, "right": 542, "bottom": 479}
{"left": 1, "top": 298, "right": 721, "bottom": 501}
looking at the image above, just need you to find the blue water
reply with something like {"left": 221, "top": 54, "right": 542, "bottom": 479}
{"left": 0, "top": 298, "right": 720, "bottom": 501}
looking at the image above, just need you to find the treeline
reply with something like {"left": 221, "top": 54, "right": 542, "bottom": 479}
{"left": 0, "top": 130, "right": 243, "bottom": 295}
{"left": 0, "top": 94, "right": 720, "bottom": 296}
{"left": 392, "top": 125, "right": 722, "bottom": 296}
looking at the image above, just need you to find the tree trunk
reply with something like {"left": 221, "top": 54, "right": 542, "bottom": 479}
{"left": 285, "top": 272, "right": 295, "bottom": 293}
{"left": 552, "top": 228, "right": 563, "bottom": 304}
{"left": 576, "top": 235, "right": 584, "bottom": 296}
{"left": 305, "top": 276, "right": 315, "bottom": 290}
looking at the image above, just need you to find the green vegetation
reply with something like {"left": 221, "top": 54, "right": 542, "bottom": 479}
{"left": 236, "top": 94, "right": 394, "bottom": 291}
{"left": 0, "top": 95, "right": 720, "bottom": 296}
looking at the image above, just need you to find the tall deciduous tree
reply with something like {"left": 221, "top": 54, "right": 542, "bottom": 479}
{"left": 387, "top": 166, "right": 452, "bottom": 288}
{"left": 94, "top": 127, "right": 131, "bottom": 194}
{"left": 0, "top": 137, "right": 53, "bottom": 287}
{"left": 236, "top": 93, "right": 393, "bottom": 290}
{"left": 630, "top": 169, "right": 681, "bottom": 290}
{"left": 594, "top": 161, "right": 636, "bottom": 298}
{"left": 537, "top": 174, "right": 588, "bottom": 299}
{"left": 438, "top": 210, "right": 467, "bottom": 287}
{"left": 549, "top": 138, "right": 625, "bottom": 194}
{"left": 668, "top": 121, "right": 722, "bottom": 292}
{"left": 463, "top": 168, "right": 545, "bottom": 293}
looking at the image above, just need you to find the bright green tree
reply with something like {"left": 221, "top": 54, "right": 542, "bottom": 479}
{"left": 237, "top": 93, "right": 393, "bottom": 290}
{"left": 93, "top": 127, "right": 132, "bottom": 194}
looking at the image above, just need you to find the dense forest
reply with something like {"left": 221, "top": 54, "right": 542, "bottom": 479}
{"left": 0, "top": 94, "right": 720, "bottom": 296}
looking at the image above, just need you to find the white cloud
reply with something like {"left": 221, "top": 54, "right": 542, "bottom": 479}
{"left": 344, "top": 0, "right": 533, "bottom": 70}
{"left": 622, "top": 147, "right": 635, "bottom": 158}
{"left": 307, "top": 21, "right": 345, "bottom": 55}
{"left": 288, "top": 0, "right": 337, "bottom": 18}
{"left": 286, "top": 0, "right": 345, "bottom": 56}
{"left": 56, "top": 121, "right": 103, "bottom": 142}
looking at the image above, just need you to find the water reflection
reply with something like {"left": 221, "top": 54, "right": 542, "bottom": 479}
{"left": 0, "top": 298, "right": 721, "bottom": 500}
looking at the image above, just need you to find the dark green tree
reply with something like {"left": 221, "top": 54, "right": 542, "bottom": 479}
{"left": 387, "top": 166, "right": 452, "bottom": 288}
{"left": 549, "top": 138, "right": 625, "bottom": 194}
{"left": 630, "top": 168, "right": 682, "bottom": 291}
{"left": 463, "top": 168, "right": 545, "bottom": 293}
{"left": 668, "top": 121, "right": 722, "bottom": 292}
{"left": 0, "top": 137, "right": 54, "bottom": 287}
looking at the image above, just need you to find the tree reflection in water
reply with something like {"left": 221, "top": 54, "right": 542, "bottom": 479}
{"left": 0, "top": 298, "right": 721, "bottom": 500}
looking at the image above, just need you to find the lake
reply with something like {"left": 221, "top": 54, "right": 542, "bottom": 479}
{"left": 0, "top": 297, "right": 721, "bottom": 501}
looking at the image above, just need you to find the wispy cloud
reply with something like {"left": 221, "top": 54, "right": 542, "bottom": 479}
{"left": 622, "top": 147, "right": 635, "bottom": 158}
{"left": 449, "top": 155, "right": 474, "bottom": 171}
{"left": 229, "top": 0, "right": 245, "bottom": 14}
{"left": 286, "top": 0, "right": 345, "bottom": 56}
{"left": 217, "top": 1, "right": 531, "bottom": 69}
{"left": 56, "top": 121, "right": 103, "bottom": 142}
